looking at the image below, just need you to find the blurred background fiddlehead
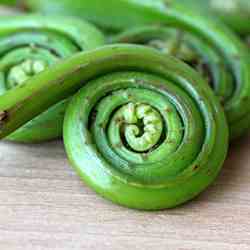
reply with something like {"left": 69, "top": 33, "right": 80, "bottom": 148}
{"left": 0, "top": 15, "right": 105, "bottom": 142}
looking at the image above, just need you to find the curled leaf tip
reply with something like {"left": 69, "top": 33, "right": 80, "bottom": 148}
{"left": 7, "top": 59, "right": 47, "bottom": 89}
{"left": 121, "top": 102, "right": 163, "bottom": 152}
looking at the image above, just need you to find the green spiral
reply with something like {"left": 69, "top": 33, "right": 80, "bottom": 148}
{"left": 0, "top": 15, "right": 105, "bottom": 142}
{"left": 0, "top": 45, "right": 228, "bottom": 209}
{"left": 22, "top": 0, "right": 250, "bottom": 139}
{"left": 111, "top": 26, "right": 234, "bottom": 106}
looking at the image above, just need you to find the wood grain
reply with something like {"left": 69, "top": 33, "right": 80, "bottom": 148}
{"left": 1, "top": 135, "right": 250, "bottom": 250}
{"left": 1, "top": 6, "right": 250, "bottom": 250}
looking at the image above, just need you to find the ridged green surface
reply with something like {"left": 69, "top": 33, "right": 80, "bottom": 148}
{"left": 21, "top": 0, "right": 250, "bottom": 139}
{"left": 0, "top": 15, "right": 105, "bottom": 143}
{"left": 111, "top": 26, "right": 234, "bottom": 105}
{"left": 0, "top": 44, "right": 228, "bottom": 209}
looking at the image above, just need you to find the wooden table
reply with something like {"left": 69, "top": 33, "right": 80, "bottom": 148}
{"left": 2, "top": 137, "right": 250, "bottom": 250}
{"left": 1, "top": 6, "right": 250, "bottom": 250}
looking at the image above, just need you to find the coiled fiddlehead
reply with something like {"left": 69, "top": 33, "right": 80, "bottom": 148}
{"left": 0, "top": 45, "right": 229, "bottom": 209}
{"left": 111, "top": 26, "right": 234, "bottom": 106}
{"left": 0, "top": 15, "right": 105, "bottom": 142}
{"left": 23, "top": 0, "right": 250, "bottom": 139}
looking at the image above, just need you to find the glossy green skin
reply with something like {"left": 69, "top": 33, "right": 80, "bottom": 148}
{"left": 111, "top": 26, "right": 234, "bottom": 105}
{"left": 0, "top": 45, "right": 228, "bottom": 209}
{"left": 0, "top": 15, "right": 105, "bottom": 143}
{"left": 24, "top": 0, "right": 250, "bottom": 35}
{"left": 21, "top": 0, "right": 250, "bottom": 139}
{"left": 177, "top": 0, "right": 250, "bottom": 35}
{"left": 8, "top": 100, "right": 69, "bottom": 142}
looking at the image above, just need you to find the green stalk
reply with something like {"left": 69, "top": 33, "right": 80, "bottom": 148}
{"left": 20, "top": 0, "right": 250, "bottom": 139}
{"left": 0, "top": 15, "right": 105, "bottom": 143}
{"left": 23, "top": 0, "right": 250, "bottom": 35}
{"left": 0, "top": 44, "right": 229, "bottom": 209}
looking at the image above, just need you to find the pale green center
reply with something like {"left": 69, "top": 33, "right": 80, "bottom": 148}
{"left": 120, "top": 103, "right": 163, "bottom": 152}
{"left": 7, "top": 59, "right": 47, "bottom": 89}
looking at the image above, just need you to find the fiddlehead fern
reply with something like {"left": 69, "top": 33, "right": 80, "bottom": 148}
{"left": 0, "top": 15, "right": 105, "bottom": 142}
{"left": 23, "top": 0, "right": 250, "bottom": 139}
{"left": 111, "top": 26, "right": 234, "bottom": 105}
{"left": 0, "top": 45, "right": 229, "bottom": 209}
